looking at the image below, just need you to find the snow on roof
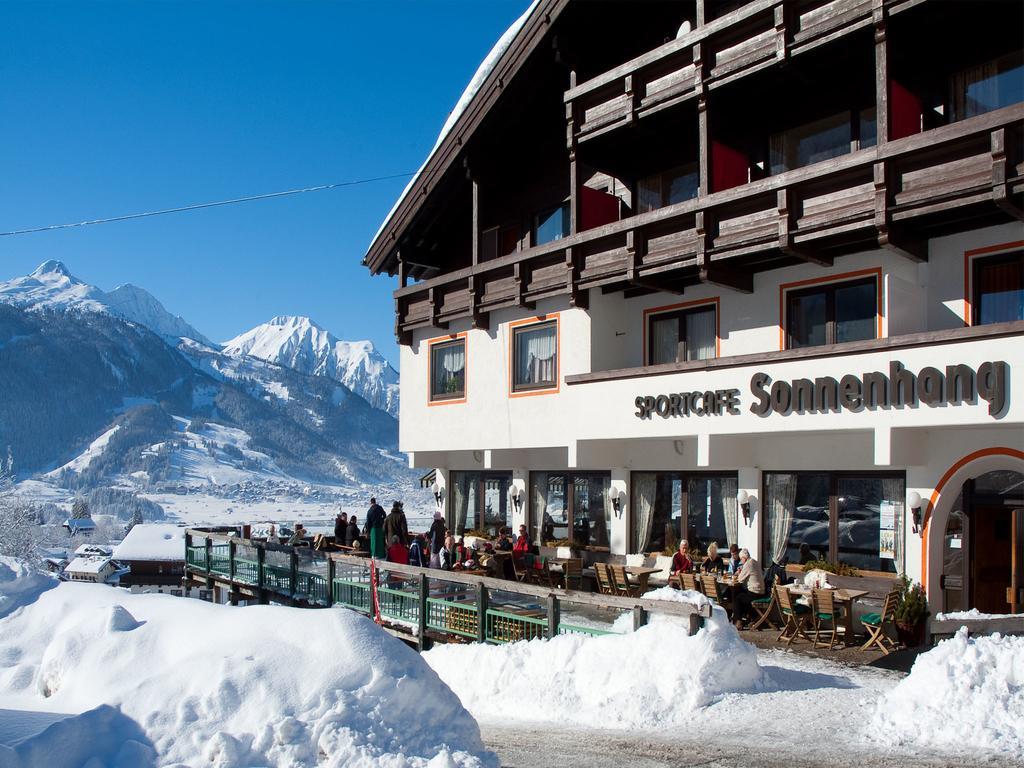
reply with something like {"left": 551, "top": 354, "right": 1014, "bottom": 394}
{"left": 64, "top": 518, "right": 97, "bottom": 532}
{"left": 112, "top": 524, "right": 187, "bottom": 562}
{"left": 74, "top": 543, "right": 111, "bottom": 556}
{"left": 65, "top": 556, "right": 113, "bottom": 574}
{"left": 369, "top": 1, "right": 539, "bottom": 248}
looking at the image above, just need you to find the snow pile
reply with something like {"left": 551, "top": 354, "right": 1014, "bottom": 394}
{"left": 0, "top": 557, "right": 55, "bottom": 619}
{"left": 425, "top": 591, "right": 763, "bottom": 729}
{"left": 936, "top": 608, "right": 1024, "bottom": 620}
{"left": 0, "top": 568, "right": 497, "bottom": 767}
{"left": 870, "top": 629, "right": 1024, "bottom": 755}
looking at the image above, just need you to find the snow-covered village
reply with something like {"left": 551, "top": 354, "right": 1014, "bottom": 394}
{"left": 1, "top": 1, "right": 1022, "bottom": 766}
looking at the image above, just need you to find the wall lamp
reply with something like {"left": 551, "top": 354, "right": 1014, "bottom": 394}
{"left": 608, "top": 486, "right": 624, "bottom": 518}
{"left": 510, "top": 485, "right": 523, "bottom": 514}
{"left": 737, "top": 490, "right": 751, "bottom": 526}
{"left": 908, "top": 491, "right": 923, "bottom": 535}
{"left": 430, "top": 481, "right": 444, "bottom": 509}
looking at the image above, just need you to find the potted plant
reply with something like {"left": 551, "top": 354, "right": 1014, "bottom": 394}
{"left": 894, "top": 575, "right": 929, "bottom": 648}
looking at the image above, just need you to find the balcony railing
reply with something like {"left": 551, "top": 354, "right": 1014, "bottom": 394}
{"left": 394, "top": 106, "right": 1023, "bottom": 341}
{"left": 565, "top": 0, "right": 878, "bottom": 146}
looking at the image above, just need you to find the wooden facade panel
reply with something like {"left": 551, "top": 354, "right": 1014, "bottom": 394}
{"left": 714, "top": 206, "right": 778, "bottom": 249}
{"left": 710, "top": 28, "right": 776, "bottom": 80}
{"left": 895, "top": 154, "right": 993, "bottom": 208}
{"left": 405, "top": 296, "right": 431, "bottom": 323}
{"left": 527, "top": 259, "right": 567, "bottom": 291}
{"left": 798, "top": 181, "right": 875, "bottom": 230}
{"left": 439, "top": 287, "right": 471, "bottom": 315}
{"left": 644, "top": 226, "right": 698, "bottom": 262}
{"left": 581, "top": 247, "right": 628, "bottom": 279}
{"left": 481, "top": 274, "right": 517, "bottom": 304}
{"left": 792, "top": 0, "right": 872, "bottom": 45}
{"left": 582, "top": 93, "right": 630, "bottom": 133}
{"left": 642, "top": 63, "right": 696, "bottom": 105}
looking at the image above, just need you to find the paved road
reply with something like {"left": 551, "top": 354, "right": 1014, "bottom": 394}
{"left": 481, "top": 725, "right": 1005, "bottom": 768}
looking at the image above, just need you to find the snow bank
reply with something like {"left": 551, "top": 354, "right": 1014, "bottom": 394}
{"left": 0, "top": 566, "right": 497, "bottom": 767}
{"left": 936, "top": 608, "right": 1024, "bottom": 620}
{"left": 870, "top": 629, "right": 1024, "bottom": 755}
{"left": 424, "top": 591, "right": 763, "bottom": 729}
{"left": 0, "top": 557, "right": 55, "bottom": 620}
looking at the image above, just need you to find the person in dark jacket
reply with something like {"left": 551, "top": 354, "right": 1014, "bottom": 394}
{"left": 428, "top": 511, "right": 447, "bottom": 568}
{"left": 407, "top": 534, "right": 428, "bottom": 567}
{"left": 365, "top": 497, "right": 387, "bottom": 559}
{"left": 384, "top": 501, "right": 409, "bottom": 546}
{"left": 334, "top": 512, "right": 348, "bottom": 543}
{"left": 345, "top": 515, "right": 360, "bottom": 547}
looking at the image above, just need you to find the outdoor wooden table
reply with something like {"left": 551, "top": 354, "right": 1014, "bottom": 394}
{"left": 625, "top": 566, "right": 662, "bottom": 593}
{"left": 786, "top": 584, "right": 868, "bottom": 644}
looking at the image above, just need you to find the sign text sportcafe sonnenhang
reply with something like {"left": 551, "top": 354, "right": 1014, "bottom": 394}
{"left": 633, "top": 360, "right": 1009, "bottom": 420}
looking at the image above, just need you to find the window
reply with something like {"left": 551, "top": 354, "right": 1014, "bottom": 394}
{"left": 450, "top": 471, "right": 512, "bottom": 537}
{"left": 429, "top": 337, "right": 466, "bottom": 402}
{"left": 531, "top": 472, "right": 611, "bottom": 548}
{"left": 973, "top": 251, "right": 1023, "bottom": 325}
{"left": 481, "top": 224, "right": 520, "bottom": 262}
{"left": 786, "top": 276, "right": 877, "bottom": 349}
{"left": 768, "top": 108, "right": 876, "bottom": 175}
{"left": 631, "top": 472, "right": 738, "bottom": 555}
{"left": 648, "top": 303, "right": 716, "bottom": 364}
{"left": 534, "top": 203, "right": 569, "bottom": 245}
{"left": 950, "top": 51, "right": 1023, "bottom": 122}
{"left": 512, "top": 319, "right": 557, "bottom": 392}
{"left": 637, "top": 163, "right": 699, "bottom": 213}
{"left": 763, "top": 472, "right": 904, "bottom": 574}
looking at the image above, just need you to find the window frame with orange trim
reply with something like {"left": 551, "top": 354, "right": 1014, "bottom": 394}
{"left": 427, "top": 334, "right": 468, "bottom": 406}
{"left": 965, "top": 245, "right": 1023, "bottom": 327}
{"left": 643, "top": 297, "right": 720, "bottom": 365}
{"left": 509, "top": 315, "right": 560, "bottom": 397}
{"left": 780, "top": 268, "right": 883, "bottom": 351}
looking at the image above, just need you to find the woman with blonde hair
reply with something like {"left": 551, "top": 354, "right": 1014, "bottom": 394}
{"left": 700, "top": 542, "right": 725, "bottom": 574}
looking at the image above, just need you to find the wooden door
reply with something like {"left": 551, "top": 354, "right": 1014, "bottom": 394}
{"left": 971, "top": 504, "right": 1013, "bottom": 614}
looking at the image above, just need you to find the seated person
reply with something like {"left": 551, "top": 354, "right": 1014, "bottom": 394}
{"left": 732, "top": 548, "right": 765, "bottom": 628}
{"left": 725, "top": 543, "right": 741, "bottom": 574}
{"left": 671, "top": 540, "right": 693, "bottom": 576}
{"left": 441, "top": 534, "right": 456, "bottom": 570}
{"left": 512, "top": 525, "right": 531, "bottom": 562}
{"left": 494, "top": 528, "right": 513, "bottom": 551}
{"left": 387, "top": 535, "right": 409, "bottom": 565}
{"left": 287, "top": 523, "right": 306, "bottom": 546}
{"left": 700, "top": 543, "right": 725, "bottom": 573}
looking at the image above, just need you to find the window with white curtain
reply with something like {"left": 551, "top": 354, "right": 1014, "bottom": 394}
{"left": 513, "top": 320, "right": 557, "bottom": 392}
{"left": 429, "top": 338, "right": 466, "bottom": 401}
{"left": 647, "top": 304, "right": 716, "bottom": 365}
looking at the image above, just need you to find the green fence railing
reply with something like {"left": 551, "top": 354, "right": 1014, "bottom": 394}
{"left": 426, "top": 596, "right": 478, "bottom": 639}
{"left": 485, "top": 607, "right": 547, "bottom": 644}
{"left": 234, "top": 558, "right": 260, "bottom": 585}
{"left": 209, "top": 545, "right": 231, "bottom": 576}
{"left": 185, "top": 545, "right": 208, "bottom": 570}
{"left": 332, "top": 578, "right": 372, "bottom": 613}
{"left": 262, "top": 564, "right": 293, "bottom": 593}
{"left": 296, "top": 571, "right": 329, "bottom": 604}
{"left": 378, "top": 581, "right": 420, "bottom": 625}
{"left": 557, "top": 623, "right": 616, "bottom": 637}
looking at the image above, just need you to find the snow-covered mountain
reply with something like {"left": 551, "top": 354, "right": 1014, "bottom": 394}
{"left": 223, "top": 315, "right": 400, "bottom": 417}
{"left": 0, "top": 260, "right": 213, "bottom": 346}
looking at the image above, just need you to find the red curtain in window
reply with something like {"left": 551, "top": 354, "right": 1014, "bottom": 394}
{"left": 889, "top": 79, "right": 922, "bottom": 140}
{"left": 580, "top": 186, "right": 620, "bottom": 231}
{"left": 711, "top": 141, "right": 748, "bottom": 192}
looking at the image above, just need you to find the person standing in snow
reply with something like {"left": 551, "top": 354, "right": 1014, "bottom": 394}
{"left": 428, "top": 511, "right": 447, "bottom": 568}
{"left": 384, "top": 501, "right": 409, "bottom": 546}
{"left": 365, "top": 497, "right": 387, "bottom": 559}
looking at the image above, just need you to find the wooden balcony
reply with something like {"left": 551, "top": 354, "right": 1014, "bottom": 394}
{"left": 565, "top": 0, "right": 880, "bottom": 146}
{"left": 394, "top": 106, "right": 1023, "bottom": 342}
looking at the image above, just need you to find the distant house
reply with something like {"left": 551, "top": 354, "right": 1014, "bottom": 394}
{"left": 63, "top": 517, "right": 96, "bottom": 536}
{"left": 74, "top": 543, "right": 112, "bottom": 557}
{"left": 112, "top": 523, "right": 187, "bottom": 592}
{"left": 63, "top": 555, "right": 122, "bottom": 584}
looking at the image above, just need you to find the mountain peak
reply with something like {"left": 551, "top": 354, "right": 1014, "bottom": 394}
{"left": 31, "top": 260, "right": 73, "bottom": 279}
{"left": 267, "top": 315, "right": 325, "bottom": 331}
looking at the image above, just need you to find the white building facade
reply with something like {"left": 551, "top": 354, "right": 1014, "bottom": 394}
{"left": 364, "top": 0, "right": 1024, "bottom": 614}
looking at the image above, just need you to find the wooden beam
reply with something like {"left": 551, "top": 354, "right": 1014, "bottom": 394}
{"left": 872, "top": 0, "right": 890, "bottom": 145}
{"left": 700, "top": 265, "right": 753, "bottom": 293}
{"left": 471, "top": 177, "right": 480, "bottom": 265}
{"left": 467, "top": 276, "right": 490, "bottom": 330}
{"left": 513, "top": 262, "right": 536, "bottom": 309}
{"left": 777, "top": 189, "right": 832, "bottom": 266}
{"left": 873, "top": 162, "right": 926, "bottom": 261}
{"left": 991, "top": 128, "right": 1024, "bottom": 221}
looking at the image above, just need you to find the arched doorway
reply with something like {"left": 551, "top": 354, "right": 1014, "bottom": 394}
{"left": 940, "top": 470, "right": 1024, "bottom": 614}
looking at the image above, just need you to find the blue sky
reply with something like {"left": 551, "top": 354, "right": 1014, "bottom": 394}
{"left": 0, "top": 0, "right": 529, "bottom": 366}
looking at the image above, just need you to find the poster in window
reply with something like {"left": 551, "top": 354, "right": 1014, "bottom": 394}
{"left": 879, "top": 501, "right": 895, "bottom": 560}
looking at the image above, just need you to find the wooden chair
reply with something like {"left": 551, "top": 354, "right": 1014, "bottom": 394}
{"left": 810, "top": 588, "right": 840, "bottom": 649}
{"left": 700, "top": 573, "right": 722, "bottom": 603}
{"left": 748, "top": 589, "right": 780, "bottom": 631}
{"left": 561, "top": 558, "right": 583, "bottom": 591}
{"left": 594, "top": 562, "right": 616, "bottom": 595}
{"left": 680, "top": 572, "right": 703, "bottom": 594}
{"left": 610, "top": 564, "right": 640, "bottom": 597}
{"left": 511, "top": 555, "right": 536, "bottom": 585}
{"left": 776, "top": 584, "right": 812, "bottom": 646}
{"left": 860, "top": 588, "right": 901, "bottom": 655}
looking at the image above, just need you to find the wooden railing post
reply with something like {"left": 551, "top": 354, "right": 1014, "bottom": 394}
{"left": 633, "top": 605, "right": 647, "bottom": 632}
{"left": 290, "top": 549, "right": 299, "bottom": 599}
{"left": 327, "top": 556, "right": 335, "bottom": 608}
{"left": 417, "top": 573, "right": 428, "bottom": 651}
{"left": 547, "top": 593, "right": 560, "bottom": 639}
{"left": 687, "top": 612, "right": 702, "bottom": 636}
{"left": 204, "top": 536, "right": 212, "bottom": 575}
{"left": 257, "top": 544, "right": 265, "bottom": 589}
{"left": 229, "top": 539, "right": 236, "bottom": 582}
{"left": 476, "top": 583, "right": 488, "bottom": 644}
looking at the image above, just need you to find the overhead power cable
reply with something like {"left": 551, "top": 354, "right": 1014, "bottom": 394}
{"left": 0, "top": 171, "right": 417, "bottom": 237}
